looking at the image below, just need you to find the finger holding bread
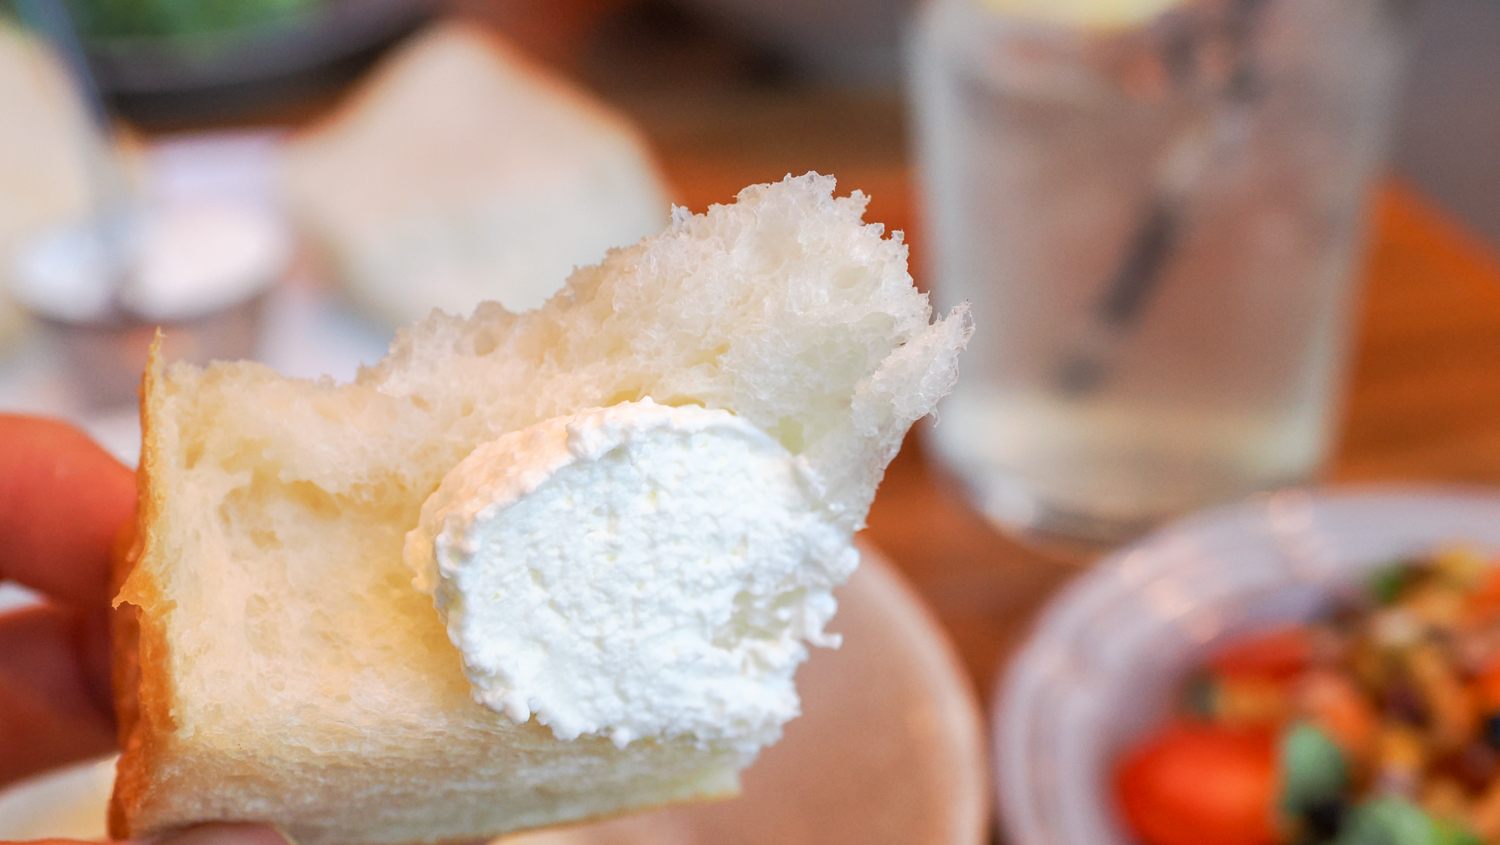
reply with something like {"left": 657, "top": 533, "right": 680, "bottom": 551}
{"left": 0, "top": 416, "right": 135, "bottom": 786}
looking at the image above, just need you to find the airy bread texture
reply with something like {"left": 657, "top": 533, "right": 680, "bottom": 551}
{"left": 112, "top": 173, "right": 971, "bottom": 845}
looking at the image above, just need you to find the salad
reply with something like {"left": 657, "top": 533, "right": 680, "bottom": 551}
{"left": 1116, "top": 549, "right": 1500, "bottom": 845}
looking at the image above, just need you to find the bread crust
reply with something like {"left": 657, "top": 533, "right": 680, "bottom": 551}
{"left": 109, "top": 335, "right": 175, "bottom": 839}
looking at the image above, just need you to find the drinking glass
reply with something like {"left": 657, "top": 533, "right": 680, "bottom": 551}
{"left": 910, "top": 0, "right": 1413, "bottom": 544}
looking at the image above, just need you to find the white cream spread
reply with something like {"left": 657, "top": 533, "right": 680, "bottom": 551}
{"left": 405, "top": 399, "right": 858, "bottom": 752}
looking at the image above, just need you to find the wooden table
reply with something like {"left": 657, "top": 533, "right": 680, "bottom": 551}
{"left": 623, "top": 90, "right": 1500, "bottom": 706}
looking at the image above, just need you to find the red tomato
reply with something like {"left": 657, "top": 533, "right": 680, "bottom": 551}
{"left": 1465, "top": 564, "right": 1500, "bottom": 622}
{"left": 1115, "top": 722, "right": 1279, "bottom": 845}
{"left": 1208, "top": 625, "right": 1314, "bottom": 682}
{"left": 1475, "top": 659, "right": 1500, "bottom": 710}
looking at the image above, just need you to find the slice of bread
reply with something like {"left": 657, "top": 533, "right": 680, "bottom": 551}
{"left": 111, "top": 173, "right": 971, "bottom": 845}
{"left": 282, "top": 22, "right": 672, "bottom": 324}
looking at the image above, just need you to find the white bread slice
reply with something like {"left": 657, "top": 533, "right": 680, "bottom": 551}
{"left": 282, "top": 21, "right": 672, "bottom": 323}
{"left": 111, "top": 173, "right": 971, "bottom": 845}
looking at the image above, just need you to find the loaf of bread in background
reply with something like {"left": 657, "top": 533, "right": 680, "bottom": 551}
{"left": 111, "top": 173, "right": 970, "bottom": 845}
{"left": 282, "top": 21, "right": 672, "bottom": 324}
{"left": 0, "top": 23, "right": 132, "bottom": 345}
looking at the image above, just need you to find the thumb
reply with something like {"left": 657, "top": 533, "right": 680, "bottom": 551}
{"left": 8, "top": 823, "right": 294, "bottom": 845}
{"left": 141, "top": 825, "right": 294, "bottom": 845}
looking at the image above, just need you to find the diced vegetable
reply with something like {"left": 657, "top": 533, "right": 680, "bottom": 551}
{"left": 1434, "top": 550, "right": 1487, "bottom": 591}
{"left": 1280, "top": 722, "right": 1347, "bottom": 816}
{"left": 1184, "top": 673, "right": 1217, "bottom": 717}
{"left": 1468, "top": 777, "right": 1500, "bottom": 840}
{"left": 1209, "top": 626, "right": 1315, "bottom": 683}
{"left": 1474, "top": 660, "right": 1500, "bottom": 711}
{"left": 1463, "top": 564, "right": 1500, "bottom": 623}
{"left": 1405, "top": 582, "right": 1466, "bottom": 630}
{"left": 1189, "top": 674, "right": 1291, "bottom": 728}
{"left": 1301, "top": 670, "right": 1378, "bottom": 760}
{"left": 1335, "top": 798, "right": 1479, "bottom": 845}
{"left": 1117, "top": 554, "right": 1500, "bottom": 845}
{"left": 1422, "top": 777, "right": 1470, "bottom": 827}
{"left": 1407, "top": 645, "right": 1477, "bottom": 753}
{"left": 1376, "top": 725, "right": 1429, "bottom": 797}
{"left": 1115, "top": 722, "right": 1278, "bottom": 845}
{"left": 1372, "top": 564, "right": 1417, "bottom": 606}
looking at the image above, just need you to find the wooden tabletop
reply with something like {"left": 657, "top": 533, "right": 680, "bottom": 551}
{"left": 627, "top": 90, "right": 1500, "bottom": 706}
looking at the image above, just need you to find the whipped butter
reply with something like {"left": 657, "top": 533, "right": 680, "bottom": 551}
{"left": 405, "top": 399, "right": 858, "bottom": 751}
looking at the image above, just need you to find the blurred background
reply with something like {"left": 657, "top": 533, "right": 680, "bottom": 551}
{"left": 3, "top": 1, "right": 1500, "bottom": 843}
{"left": 0, "top": 0, "right": 1496, "bottom": 454}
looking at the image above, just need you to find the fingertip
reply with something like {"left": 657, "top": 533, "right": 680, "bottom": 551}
{"left": 0, "top": 415, "right": 135, "bottom": 609}
{"left": 135, "top": 823, "right": 295, "bottom": 845}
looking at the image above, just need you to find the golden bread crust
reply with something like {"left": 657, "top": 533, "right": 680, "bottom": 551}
{"left": 109, "top": 335, "right": 175, "bottom": 839}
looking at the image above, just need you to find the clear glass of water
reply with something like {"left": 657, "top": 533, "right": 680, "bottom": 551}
{"left": 910, "top": 0, "right": 1413, "bottom": 544}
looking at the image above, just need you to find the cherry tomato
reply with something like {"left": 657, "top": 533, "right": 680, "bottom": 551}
{"left": 1209, "top": 626, "right": 1314, "bottom": 683}
{"left": 1465, "top": 564, "right": 1500, "bottom": 623}
{"left": 1116, "top": 722, "right": 1280, "bottom": 845}
{"left": 1475, "top": 659, "right": 1500, "bottom": 711}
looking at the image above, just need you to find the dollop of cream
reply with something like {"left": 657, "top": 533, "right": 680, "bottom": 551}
{"left": 405, "top": 399, "right": 858, "bottom": 753}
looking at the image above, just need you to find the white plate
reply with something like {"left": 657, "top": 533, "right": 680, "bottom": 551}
{"left": 0, "top": 547, "right": 988, "bottom": 844}
{"left": 994, "top": 487, "right": 1500, "bottom": 845}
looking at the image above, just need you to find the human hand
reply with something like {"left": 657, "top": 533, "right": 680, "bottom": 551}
{"left": 0, "top": 415, "right": 132, "bottom": 787}
{"left": 0, "top": 415, "right": 287, "bottom": 845}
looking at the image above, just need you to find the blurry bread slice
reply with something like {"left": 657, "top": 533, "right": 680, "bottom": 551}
{"left": 111, "top": 173, "right": 970, "bottom": 845}
{"left": 0, "top": 24, "right": 99, "bottom": 344}
{"left": 0, "top": 23, "right": 145, "bottom": 347}
{"left": 282, "top": 21, "right": 671, "bottom": 323}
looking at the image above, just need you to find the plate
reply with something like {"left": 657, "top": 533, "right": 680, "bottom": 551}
{"left": 0, "top": 546, "right": 988, "bottom": 844}
{"left": 994, "top": 487, "right": 1500, "bottom": 845}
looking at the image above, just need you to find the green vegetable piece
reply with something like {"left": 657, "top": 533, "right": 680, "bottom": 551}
{"left": 1369, "top": 564, "right": 1413, "bottom": 605}
{"left": 1280, "top": 722, "right": 1347, "bottom": 815}
{"left": 1335, "top": 799, "right": 1429, "bottom": 845}
{"left": 1183, "top": 673, "right": 1217, "bottom": 717}
{"left": 1335, "top": 798, "right": 1481, "bottom": 845}
{"left": 1433, "top": 820, "right": 1482, "bottom": 845}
